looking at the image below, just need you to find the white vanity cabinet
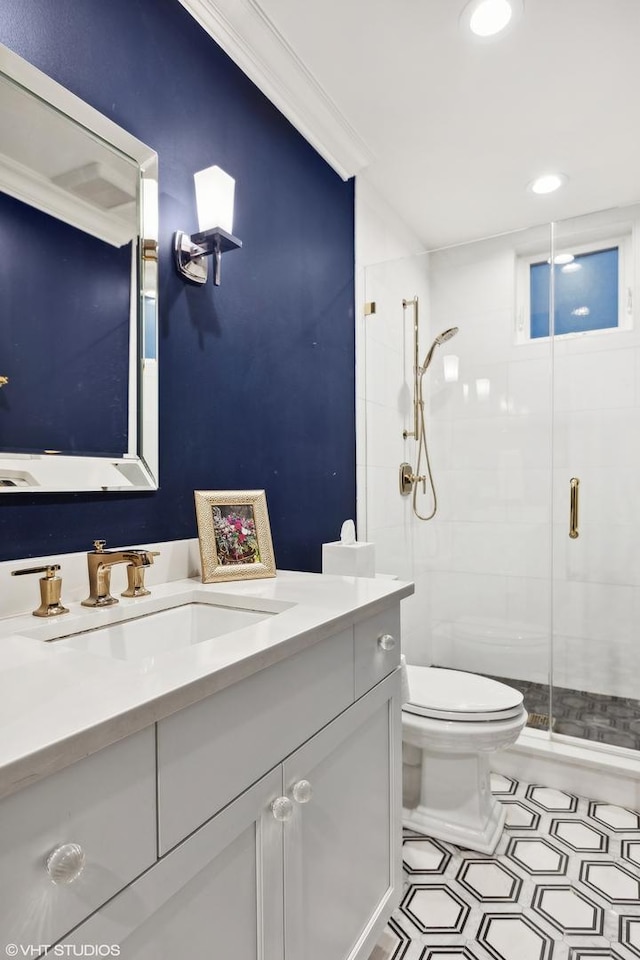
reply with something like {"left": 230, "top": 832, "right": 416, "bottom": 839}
{"left": 282, "top": 671, "right": 401, "bottom": 960}
{"left": 58, "top": 766, "right": 285, "bottom": 957}
{"left": 0, "top": 595, "right": 404, "bottom": 960}
{"left": 155, "top": 626, "right": 356, "bottom": 854}
{"left": 57, "top": 670, "right": 401, "bottom": 960}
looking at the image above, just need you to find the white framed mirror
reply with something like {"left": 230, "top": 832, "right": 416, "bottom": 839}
{"left": 0, "top": 43, "right": 158, "bottom": 492}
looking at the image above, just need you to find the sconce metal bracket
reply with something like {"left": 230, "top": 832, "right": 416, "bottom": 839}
{"left": 174, "top": 226, "right": 242, "bottom": 286}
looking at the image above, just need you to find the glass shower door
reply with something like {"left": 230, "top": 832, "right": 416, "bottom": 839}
{"left": 362, "top": 228, "right": 555, "bottom": 701}
{"left": 550, "top": 204, "right": 640, "bottom": 751}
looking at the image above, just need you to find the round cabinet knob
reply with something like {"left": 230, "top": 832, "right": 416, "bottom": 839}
{"left": 378, "top": 633, "right": 396, "bottom": 651}
{"left": 271, "top": 796, "right": 294, "bottom": 822}
{"left": 46, "top": 842, "right": 86, "bottom": 885}
{"left": 291, "top": 779, "right": 313, "bottom": 804}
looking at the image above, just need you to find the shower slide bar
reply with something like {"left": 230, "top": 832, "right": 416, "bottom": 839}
{"left": 402, "top": 296, "right": 420, "bottom": 442}
{"left": 399, "top": 295, "right": 458, "bottom": 521}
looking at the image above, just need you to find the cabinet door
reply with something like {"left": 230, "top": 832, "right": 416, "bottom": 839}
{"left": 54, "top": 767, "right": 284, "bottom": 960}
{"left": 0, "top": 727, "right": 156, "bottom": 951}
{"left": 283, "top": 670, "right": 402, "bottom": 960}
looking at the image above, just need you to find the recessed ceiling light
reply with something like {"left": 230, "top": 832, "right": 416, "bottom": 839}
{"left": 528, "top": 173, "right": 568, "bottom": 195}
{"left": 460, "top": 0, "right": 523, "bottom": 39}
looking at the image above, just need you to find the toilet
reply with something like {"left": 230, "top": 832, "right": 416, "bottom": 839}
{"left": 402, "top": 665, "right": 527, "bottom": 854}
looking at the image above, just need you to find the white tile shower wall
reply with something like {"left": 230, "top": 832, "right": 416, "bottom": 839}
{"left": 420, "top": 232, "right": 552, "bottom": 683}
{"left": 357, "top": 193, "right": 640, "bottom": 695}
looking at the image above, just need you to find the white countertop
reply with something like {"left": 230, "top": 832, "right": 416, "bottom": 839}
{"left": 0, "top": 570, "right": 413, "bottom": 800}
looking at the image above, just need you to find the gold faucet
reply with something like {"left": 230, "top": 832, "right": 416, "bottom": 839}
{"left": 82, "top": 540, "right": 155, "bottom": 608}
{"left": 11, "top": 564, "right": 69, "bottom": 617}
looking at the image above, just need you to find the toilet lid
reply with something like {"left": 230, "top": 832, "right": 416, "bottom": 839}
{"left": 404, "top": 666, "right": 525, "bottom": 722}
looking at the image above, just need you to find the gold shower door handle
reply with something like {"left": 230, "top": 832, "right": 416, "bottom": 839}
{"left": 569, "top": 477, "right": 580, "bottom": 539}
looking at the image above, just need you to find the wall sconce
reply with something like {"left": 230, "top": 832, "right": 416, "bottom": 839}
{"left": 173, "top": 165, "right": 242, "bottom": 286}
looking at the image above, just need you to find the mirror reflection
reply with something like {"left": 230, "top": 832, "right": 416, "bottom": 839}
{"left": 0, "top": 43, "right": 158, "bottom": 492}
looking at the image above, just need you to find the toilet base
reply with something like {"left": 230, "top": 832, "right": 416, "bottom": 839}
{"left": 402, "top": 747, "right": 506, "bottom": 854}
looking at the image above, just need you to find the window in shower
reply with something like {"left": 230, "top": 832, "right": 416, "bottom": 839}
{"left": 515, "top": 234, "right": 633, "bottom": 343}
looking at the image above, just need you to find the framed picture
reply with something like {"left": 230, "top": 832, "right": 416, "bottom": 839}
{"left": 194, "top": 489, "right": 276, "bottom": 583}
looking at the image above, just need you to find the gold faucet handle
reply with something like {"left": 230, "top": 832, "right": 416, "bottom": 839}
{"left": 121, "top": 551, "right": 160, "bottom": 598}
{"left": 11, "top": 564, "right": 69, "bottom": 617}
{"left": 92, "top": 539, "right": 107, "bottom": 552}
{"left": 12, "top": 563, "right": 60, "bottom": 578}
{"left": 122, "top": 565, "right": 150, "bottom": 598}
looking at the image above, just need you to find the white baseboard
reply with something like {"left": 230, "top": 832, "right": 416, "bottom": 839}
{"left": 492, "top": 729, "right": 640, "bottom": 809}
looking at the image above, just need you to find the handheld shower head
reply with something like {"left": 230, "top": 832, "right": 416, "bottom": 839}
{"left": 436, "top": 326, "right": 459, "bottom": 345}
{"left": 420, "top": 327, "right": 459, "bottom": 374}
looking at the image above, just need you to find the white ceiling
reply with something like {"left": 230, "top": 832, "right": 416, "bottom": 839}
{"left": 183, "top": 0, "right": 640, "bottom": 250}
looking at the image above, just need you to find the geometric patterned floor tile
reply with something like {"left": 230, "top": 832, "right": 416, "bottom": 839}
{"left": 587, "top": 802, "right": 640, "bottom": 832}
{"left": 457, "top": 860, "right": 523, "bottom": 903}
{"left": 422, "top": 949, "right": 483, "bottom": 959}
{"left": 371, "top": 917, "right": 412, "bottom": 960}
{"left": 501, "top": 801, "right": 541, "bottom": 831}
{"left": 477, "top": 913, "right": 554, "bottom": 960}
{"left": 531, "top": 883, "right": 604, "bottom": 934}
{"left": 568, "top": 949, "right": 626, "bottom": 959}
{"left": 525, "top": 784, "right": 579, "bottom": 813}
{"left": 550, "top": 818, "right": 609, "bottom": 853}
{"left": 505, "top": 836, "right": 569, "bottom": 875}
{"left": 618, "top": 915, "right": 640, "bottom": 958}
{"left": 403, "top": 836, "right": 452, "bottom": 875}
{"left": 621, "top": 840, "right": 640, "bottom": 869}
{"left": 400, "top": 885, "right": 470, "bottom": 935}
{"left": 490, "top": 774, "right": 518, "bottom": 796}
{"left": 371, "top": 775, "right": 640, "bottom": 960}
{"left": 579, "top": 861, "right": 640, "bottom": 903}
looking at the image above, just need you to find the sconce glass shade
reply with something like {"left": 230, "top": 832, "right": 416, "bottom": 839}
{"left": 174, "top": 164, "right": 242, "bottom": 287}
{"left": 194, "top": 165, "right": 235, "bottom": 234}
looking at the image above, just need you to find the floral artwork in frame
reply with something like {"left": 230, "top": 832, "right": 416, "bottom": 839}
{"left": 194, "top": 489, "right": 276, "bottom": 583}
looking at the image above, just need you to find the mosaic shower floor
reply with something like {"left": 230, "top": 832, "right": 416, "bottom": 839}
{"left": 371, "top": 774, "right": 640, "bottom": 960}
{"left": 486, "top": 675, "right": 640, "bottom": 751}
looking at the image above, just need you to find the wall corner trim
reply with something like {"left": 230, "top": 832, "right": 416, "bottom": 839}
{"left": 178, "top": 0, "right": 374, "bottom": 180}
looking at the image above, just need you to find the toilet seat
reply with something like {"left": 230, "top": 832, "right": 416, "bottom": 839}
{"left": 401, "top": 665, "right": 527, "bottom": 854}
{"left": 404, "top": 665, "right": 524, "bottom": 722}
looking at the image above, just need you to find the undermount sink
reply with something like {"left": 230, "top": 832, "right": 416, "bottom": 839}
{"left": 29, "top": 601, "right": 275, "bottom": 662}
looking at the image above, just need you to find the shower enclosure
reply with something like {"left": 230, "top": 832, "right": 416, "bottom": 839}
{"left": 361, "top": 201, "right": 640, "bottom": 756}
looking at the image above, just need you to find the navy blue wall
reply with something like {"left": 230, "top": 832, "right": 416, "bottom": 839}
{"left": 0, "top": 0, "right": 356, "bottom": 570}
{"left": 0, "top": 194, "right": 131, "bottom": 455}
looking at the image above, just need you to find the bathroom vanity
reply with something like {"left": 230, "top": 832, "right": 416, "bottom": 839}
{"left": 0, "top": 567, "right": 412, "bottom": 958}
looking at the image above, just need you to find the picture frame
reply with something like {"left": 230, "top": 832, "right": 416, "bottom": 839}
{"left": 194, "top": 489, "right": 277, "bottom": 583}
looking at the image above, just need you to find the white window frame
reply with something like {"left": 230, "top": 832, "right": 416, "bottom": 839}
{"left": 515, "top": 232, "right": 634, "bottom": 345}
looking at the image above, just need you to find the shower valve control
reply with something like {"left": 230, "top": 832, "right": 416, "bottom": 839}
{"left": 399, "top": 462, "right": 425, "bottom": 496}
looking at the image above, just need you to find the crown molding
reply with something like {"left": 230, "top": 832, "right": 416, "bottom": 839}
{"left": 178, "top": 0, "right": 373, "bottom": 180}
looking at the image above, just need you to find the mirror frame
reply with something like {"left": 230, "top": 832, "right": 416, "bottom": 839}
{"left": 0, "top": 43, "right": 158, "bottom": 493}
